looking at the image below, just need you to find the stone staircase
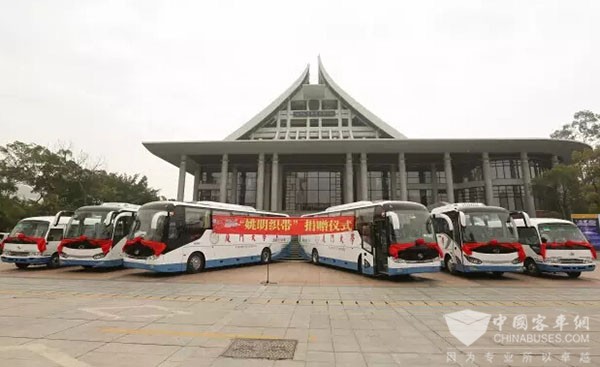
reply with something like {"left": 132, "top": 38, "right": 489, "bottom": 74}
{"left": 275, "top": 236, "right": 307, "bottom": 261}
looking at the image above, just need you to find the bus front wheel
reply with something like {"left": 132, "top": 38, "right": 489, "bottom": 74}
{"left": 47, "top": 253, "right": 60, "bottom": 269}
{"left": 524, "top": 258, "right": 539, "bottom": 276}
{"left": 260, "top": 248, "right": 271, "bottom": 264}
{"left": 186, "top": 252, "right": 205, "bottom": 274}
{"left": 311, "top": 249, "right": 319, "bottom": 264}
{"left": 444, "top": 255, "right": 456, "bottom": 274}
{"left": 567, "top": 272, "right": 581, "bottom": 279}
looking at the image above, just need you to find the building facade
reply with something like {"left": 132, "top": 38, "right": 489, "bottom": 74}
{"left": 143, "top": 58, "right": 588, "bottom": 217}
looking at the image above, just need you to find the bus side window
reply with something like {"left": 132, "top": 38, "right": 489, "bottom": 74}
{"left": 356, "top": 208, "right": 373, "bottom": 252}
{"left": 433, "top": 218, "right": 452, "bottom": 237}
{"left": 47, "top": 228, "right": 64, "bottom": 242}
{"left": 185, "top": 207, "right": 209, "bottom": 242}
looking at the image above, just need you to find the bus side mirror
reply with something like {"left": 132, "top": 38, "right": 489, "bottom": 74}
{"left": 432, "top": 213, "right": 454, "bottom": 234}
{"left": 459, "top": 212, "right": 467, "bottom": 227}
{"left": 509, "top": 211, "right": 531, "bottom": 227}
{"left": 103, "top": 211, "right": 115, "bottom": 226}
{"left": 151, "top": 211, "right": 168, "bottom": 229}
{"left": 385, "top": 212, "right": 400, "bottom": 230}
{"left": 53, "top": 210, "right": 74, "bottom": 226}
{"left": 541, "top": 236, "right": 548, "bottom": 244}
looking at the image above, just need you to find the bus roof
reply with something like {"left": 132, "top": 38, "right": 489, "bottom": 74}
{"left": 303, "top": 200, "right": 427, "bottom": 217}
{"left": 16, "top": 215, "right": 71, "bottom": 227}
{"left": 76, "top": 203, "right": 140, "bottom": 212}
{"left": 516, "top": 218, "right": 576, "bottom": 227}
{"left": 430, "top": 202, "right": 509, "bottom": 214}
{"left": 138, "top": 201, "right": 289, "bottom": 217}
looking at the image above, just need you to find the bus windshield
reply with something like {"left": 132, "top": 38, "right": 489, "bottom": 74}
{"left": 462, "top": 211, "right": 517, "bottom": 243}
{"left": 129, "top": 207, "right": 169, "bottom": 242}
{"left": 388, "top": 210, "right": 435, "bottom": 244}
{"left": 538, "top": 223, "right": 587, "bottom": 243}
{"left": 9, "top": 220, "right": 49, "bottom": 238}
{"left": 65, "top": 210, "right": 113, "bottom": 240}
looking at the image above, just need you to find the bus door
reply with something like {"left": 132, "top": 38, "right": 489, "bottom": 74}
{"left": 444, "top": 211, "right": 464, "bottom": 264}
{"left": 372, "top": 212, "right": 388, "bottom": 274}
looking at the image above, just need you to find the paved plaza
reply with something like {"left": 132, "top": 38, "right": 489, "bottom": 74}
{"left": 0, "top": 261, "right": 598, "bottom": 366}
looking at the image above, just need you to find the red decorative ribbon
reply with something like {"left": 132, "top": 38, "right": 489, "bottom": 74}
{"left": 123, "top": 237, "right": 167, "bottom": 256}
{"left": 2, "top": 233, "right": 47, "bottom": 253}
{"left": 540, "top": 240, "right": 597, "bottom": 260}
{"left": 389, "top": 238, "right": 443, "bottom": 258}
{"left": 58, "top": 236, "right": 113, "bottom": 255}
{"left": 463, "top": 239, "right": 525, "bottom": 262}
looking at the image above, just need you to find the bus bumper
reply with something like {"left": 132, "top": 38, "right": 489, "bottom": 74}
{"left": 387, "top": 265, "right": 442, "bottom": 275}
{"left": 537, "top": 263, "right": 596, "bottom": 273}
{"left": 456, "top": 264, "right": 523, "bottom": 273}
{"left": 123, "top": 258, "right": 186, "bottom": 273}
{"left": 60, "top": 258, "right": 123, "bottom": 268}
{"left": 1, "top": 255, "right": 50, "bottom": 265}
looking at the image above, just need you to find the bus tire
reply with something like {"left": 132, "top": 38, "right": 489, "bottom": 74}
{"left": 311, "top": 249, "right": 319, "bottom": 264}
{"left": 260, "top": 248, "right": 271, "bottom": 264}
{"left": 567, "top": 272, "right": 581, "bottom": 279}
{"left": 444, "top": 255, "right": 456, "bottom": 274}
{"left": 47, "top": 253, "right": 60, "bottom": 269}
{"left": 186, "top": 252, "right": 205, "bottom": 274}
{"left": 357, "top": 255, "right": 362, "bottom": 274}
{"left": 15, "top": 263, "right": 29, "bottom": 269}
{"left": 524, "top": 258, "right": 539, "bottom": 276}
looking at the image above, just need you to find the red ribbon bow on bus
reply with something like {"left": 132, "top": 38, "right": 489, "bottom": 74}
{"left": 58, "top": 236, "right": 113, "bottom": 255}
{"left": 2, "top": 233, "right": 48, "bottom": 253}
{"left": 462, "top": 239, "right": 526, "bottom": 262}
{"left": 123, "top": 237, "right": 167, "bottom": 256}
{"left": 389, "top": 238, "right": 443, "bottom": 258}
{"left": 540, "top": 240, "right": 597, "bottom": 260}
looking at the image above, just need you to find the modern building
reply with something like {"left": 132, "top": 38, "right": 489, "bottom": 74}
{"left": 143, "top": 58, "right": 589, "bottom": 217}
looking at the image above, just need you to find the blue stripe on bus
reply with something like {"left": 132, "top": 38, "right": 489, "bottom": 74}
{"left": 386, "top": 265, "right": 441, "bottom": 276}
{"left": 124, "top": 260, "right": 186, "bottom": 273}
{"left": 1, "top": 256, "right": 50, "bottom": 265}
{"left": 205, "top": 255, "right": 261, "bottom": 268}
{"left": 317, "top": 255, "right": 359, "bottom": 271}
{"left": 455, "top": 263, "right": 523, "bottom": 273}
{"left": 60, "top": 258, "right": 123, "bottom": 268}
{"left": 537, "top": 263, "right": 596, "bottom": 273}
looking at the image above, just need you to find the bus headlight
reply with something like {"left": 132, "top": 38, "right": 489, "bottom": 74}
{"left": 147, "top": 255, "right": 157, "bottom": 261}
{"left": 464, "top": 255, "right": 482, "bottom": 264}
{"left": 545, "top": 257, "right": 560, "bottom": 263}
{"left": 93, "top": 253, "right": 106, "bottom": 259}
{"left": 582, "top": 258, "right": 594, "bottom": 263}
{"left": 32, "top": 252, "right": 42, "bottom": 256}
{"left": 392, "top": 258, "right": 406, "bottom": 263}
{"left": 511, "top": 257, "right": 521, "bottom": 264}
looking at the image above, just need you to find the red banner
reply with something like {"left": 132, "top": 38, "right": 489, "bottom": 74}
{"left": 212, "top": 215, "right": 355, "bottom": 235}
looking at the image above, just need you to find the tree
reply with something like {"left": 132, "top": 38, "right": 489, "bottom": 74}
{"left": 532, "top": 164, "right": 586, "bottom": 218}
{"left": 550, "top": 110, "right": 600, "bottom": 146}
{"left": 0, "top": 141, "right": 160, "bottom": 231}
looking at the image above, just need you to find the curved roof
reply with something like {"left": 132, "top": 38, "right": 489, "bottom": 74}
{"left": 317, "top": 56, "right": 407, "bottom": 139}
{"left": 224, "top": 64, "right": 310, "bottom": 141}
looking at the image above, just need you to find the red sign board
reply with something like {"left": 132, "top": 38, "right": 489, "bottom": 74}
{"left": 212, "top": 215, "right": 355, "bottom": 235}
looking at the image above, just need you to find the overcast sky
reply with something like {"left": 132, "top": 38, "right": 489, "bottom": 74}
{"left": 1, "top": 0, "right": 599, "bottom": 200}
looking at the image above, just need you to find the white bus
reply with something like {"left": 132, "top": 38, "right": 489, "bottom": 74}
{"left": 59, "top": 203, "right": 139, "bottom": 268}
{"left": 515, "top": 216, "right": 596, "bottom": 278}
{"left": 431, "top": 203, "right": 525, "bottom": 276}
{"left": 1, "top": 211, "right": 72, "bottom": 269}
{"left": 122, "top": 201, "right": 291, "bottom": 273}
{"left": 300, "top": 201, "right": 444, "bottom": 276}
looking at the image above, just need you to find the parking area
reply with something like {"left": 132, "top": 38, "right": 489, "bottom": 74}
{"left": 0, "top": 261, "right": 599, "bottom": 366}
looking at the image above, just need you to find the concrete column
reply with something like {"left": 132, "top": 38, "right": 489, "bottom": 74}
{"left": 390, "top": 164, "right": 397, "bottom": 200}
{"left": 482, "top": 152, "right": 493, "bottom": 205}
{"left": 431, "top": 164, "right": 439, "bottom": 204}
{"left": 345, "top": 153, "right": 354, "bottom": 203}
{"left": 270, "top": 153, "right": 279, "bottom": 211}
{"left": 264, "top": 164, "right": 271, "bottom": 210}
{"left": 177, "top": 155, "right": 187, "bottom": 201}
{"left": 219, "top": 154, "right": 228, "bottom": 203}
{"left": 551, "top": 155, "right": 560, "bottom": 168}
{"left": 192, "top": 166, "right": 201, "bottom": 201}
{"left": 360, "top": 153, "right": 368, "bottom": 200}
{"left": 398, "top": 153, "right": 407, "bottom": 201}
{"left": 256, "top": 153, "right": 265, "bottom": 210}
{"left": 521, "top": 152, "right": 536, "bottom": 217}
{"left": 230, "top": 167, "right": 238, "bottom": 204}
{"left": 444, "top": 153, "right": 455, "bottom": 203}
